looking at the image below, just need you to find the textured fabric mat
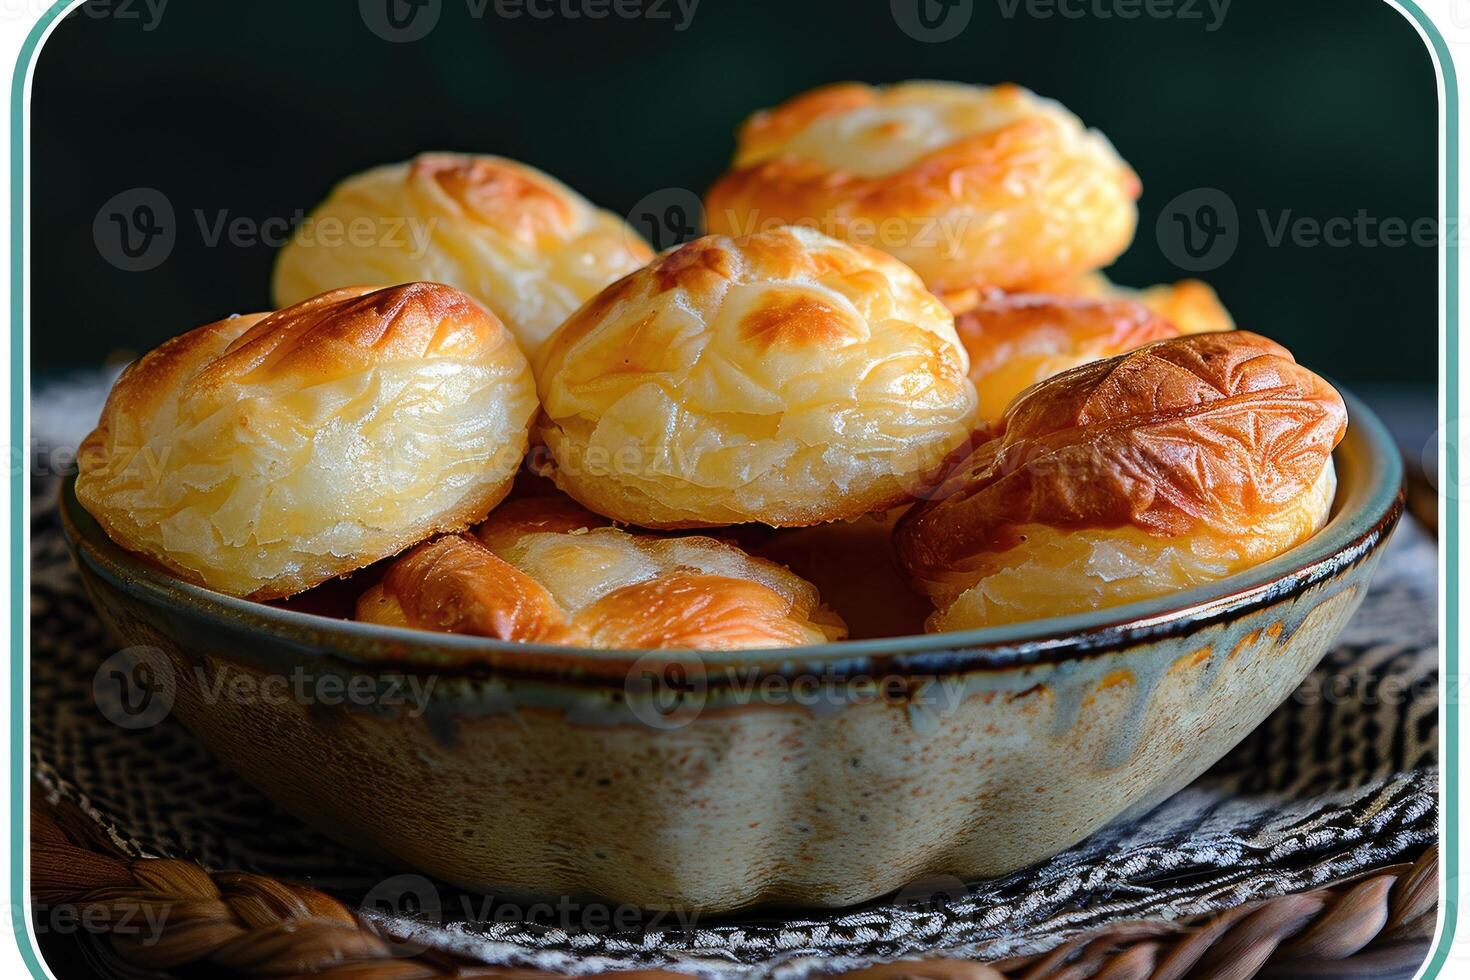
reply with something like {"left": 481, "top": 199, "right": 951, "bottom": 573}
{"left": 28, "top": 380, "right": 1440, "bottom": 978}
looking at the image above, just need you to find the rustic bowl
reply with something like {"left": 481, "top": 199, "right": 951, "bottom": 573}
{"left": 59, "top": 389, "right": 1404, "bottom": 915}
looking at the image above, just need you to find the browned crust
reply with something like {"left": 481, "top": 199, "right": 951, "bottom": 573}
{"left": 473, "top": 495, "right": 611, "bottom": 552}
{"left": 952, "top": 290, "right": 1181, "bottom": 414}
{"left": 408, "top": 153, "right": 580, "bottom": 242}
{"left": 580, "top": 573, "right": 838, "bottom": 650}
{"left": 895, "top": 332, "right": 1348, "bottom": 580}
{"left": 704, "top": 82, "right": 1141, "bottom": 296}
{"left": 195, "top": 282, "right": 498, "bottom": 389}
{"left": 358, "top": 534, "right": 576, "bottom": 643}
{"left": 357, "top": 496, "right": 849, "bottom": 649}
{"left": 953, "top": 291, "right": 1181, "bottom": 386}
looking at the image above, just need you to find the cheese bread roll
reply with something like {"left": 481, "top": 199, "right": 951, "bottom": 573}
{"left": 357, "top": 497, "right": 847, "bottom": 649}
{"left": 273, "top": 153, "right": 654, "bottom": 355}
{"left": 894, "top": 332, "right": 1346, "bottom": 630}
{"left": 536, "top": 226, "right": 979, "bottom": 528}
{"left": 77, "top": 283, "right": 537, "bottom": 599}
{"left": 705, "top": 82, "right": 1139, "bottom": 303}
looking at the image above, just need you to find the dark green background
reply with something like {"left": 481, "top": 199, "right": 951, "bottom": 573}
{"left": 33, "top": 0, "right": 1437, "bottom": 385}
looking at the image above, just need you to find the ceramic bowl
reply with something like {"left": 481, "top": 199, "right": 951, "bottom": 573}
{"left": 59, "top": 389, "right": 1404, "bottom": 914}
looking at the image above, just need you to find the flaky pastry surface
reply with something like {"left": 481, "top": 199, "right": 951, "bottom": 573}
{"left": 272, "top": 154, "right": 654, "bottom": 355}
{"left": 705, "top": 81, "right": 1140, "bottom": 299}
{"left": 535, "top": 226, "right": 979, "bottom": 528}
{"left": 954, "top": 292, "right": 1181, "bottom": 422}
{"left": 77, "top": 283, "right": 538, "bottom": 599}
{"left": 894, "top": 331, "right": 1347, "bottom": 629}
{"left": 356, "top": 497, "right": 847, "bottom": 649}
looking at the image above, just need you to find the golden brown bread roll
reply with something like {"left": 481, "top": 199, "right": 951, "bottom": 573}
{"left": 357, "top": 497, "right": 847, "bottom": 649}
{"left": 272, "top": 154, "right": 654, "bottom": 355}
{"left": 1029, "top": 271, "right": 1235, "bottom": 335}
{"left": 894, "top": 331, "right": 1346, "bottom": 630}
{"left": 704, "top": 81, "right": 1140, "bottom": 303}
{"left": 534, "top": 226, "right": 979, "bottom": 528}
{"left": 954, "top": 292, "right": 1181, "bottom": 422}
{"left": 76, "top": 283, "right": 538, "bottom": 600}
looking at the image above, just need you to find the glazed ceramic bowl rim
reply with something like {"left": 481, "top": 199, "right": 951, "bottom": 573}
{"left": 60, "top": 386, "right": 1405, "bottom": 675}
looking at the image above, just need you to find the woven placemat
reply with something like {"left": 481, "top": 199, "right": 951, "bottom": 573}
{"left": 30, "top": 785, "right": 1439, "bottom": 979}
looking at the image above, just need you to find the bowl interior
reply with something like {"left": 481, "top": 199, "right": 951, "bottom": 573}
{"left": 59, "top": 386, "right": 1405, "bottom": 675}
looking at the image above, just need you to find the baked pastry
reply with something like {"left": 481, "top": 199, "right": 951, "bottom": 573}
{"left": 704, "top": 81, "right": 1140, "bottom": 303}
{"left": 535, "top": 226, "right": 980, "bottom": 528}
{"left": 894, "top": 332, "right": 1346, "bottom": 631}
{"left": 1030, "top": 272, "right": 1235, "bottom": 335}
{"left": 272, "top": 154, "right": 654, "bottom": 355}
{"left": 76, "top": 283, "right": 538, "bottom": 600}
{"left": 954, "top": 292, "right": 1181, "bottom": 422}
{"left": 356, "top": 497, "right": 847, "bottom": 648}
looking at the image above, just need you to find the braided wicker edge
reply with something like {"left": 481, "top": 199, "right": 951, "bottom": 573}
{"left": 28, "top": 785, "right": 1438, "bottom": 980}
